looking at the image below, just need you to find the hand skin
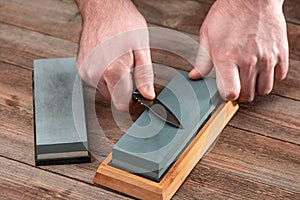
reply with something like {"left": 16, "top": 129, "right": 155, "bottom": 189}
{"left": 76, "top": 0, "right": 155, "bottom": 111}
{"left": 189, "top": 0, "right": 289, "bottom": 102}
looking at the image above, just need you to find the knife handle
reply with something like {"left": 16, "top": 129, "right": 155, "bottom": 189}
{"left": 132, "top": 90, "right": 153, "bottom": 108}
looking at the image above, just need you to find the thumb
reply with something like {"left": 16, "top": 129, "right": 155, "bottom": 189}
{"left": 214, "top": 61, "right": 241, "bottom": 101}
{"left": 189, "top": 33, "right": 213, "bottom": 80}
{"left": 134, "top": 49, "right": 155, "bottom": 100}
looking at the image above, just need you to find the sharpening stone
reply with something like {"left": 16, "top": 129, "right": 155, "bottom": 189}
{"left": 111, "top": 71, "right": 223, "bottom": 181}
{"left": 33, "top": 57, "right": 91, "bottom": 165}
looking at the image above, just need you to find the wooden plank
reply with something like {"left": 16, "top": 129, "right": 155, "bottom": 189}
{"left": 283, "top": 0, "right": 300, "bottom": 25}
{"left": 0, "top": 61, "right": 33, "bottom": 112}
{"left": 229, "top": 94, "right": 300, "bottom": 145}
{"left": 94, "top": 101, "right": 239, "bottom": 200}
{"left": 0, "top": 22, "right": 78, "bottom": 69}
{"left": 288, "top": 23, "right": 300, "bottom": 61}
{"left": 0, "top": 0, "right": 81, "bottom": 42}
{"left": 133, "top": 0, "right": 209, "bottom": 34}
{"left": 202, "top": 126, "right": 300, "bottom": 193}
{"left": 174, "top": 163, "right": 299, "bottom": 200}
{"left": 0, "top": 156, "right": 129, "bottom": 200}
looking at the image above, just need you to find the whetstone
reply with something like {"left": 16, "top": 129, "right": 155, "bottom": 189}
{"left": 33, "top": 57, "right": 91, "bottom": 165}
{"left": 94, "top": 70, "right": 238, "bottom": 199}
{"left": 111, "top": 71, "right": 222, "bottom": 181}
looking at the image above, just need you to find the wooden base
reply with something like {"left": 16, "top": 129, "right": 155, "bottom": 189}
{"left": 94, "top": 101, "right": 239, "bottom": 200}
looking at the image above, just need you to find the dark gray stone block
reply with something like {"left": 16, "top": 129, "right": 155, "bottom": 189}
{"left": 111, "top": 71, "right": 222, "bottom": 181}
{"left": 33, "top": 57, "right": 90, "bottom": 165}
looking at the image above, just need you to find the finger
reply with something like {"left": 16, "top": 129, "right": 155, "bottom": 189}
{"left": 238, "top": 63, "right": 257, "bottom": 102}
{"left": 104, "top": 53, "right": 134, "bottom": 111}
{"left": 189, "top": 32, "right": 213, "bottom": 80}
{"left": 214, "top": 61, "right": 241, "bottom": 101}
{"left": 97, "top": 79, "right": 111, "bottom": 101}
{"left": 256, "top": 54, "right": 276, "bottom": 96}
{"left": 106, "top": 68, "right": 133, "bottom": 111}
{"left": 275, "top": 37, "right": 289, "bottom": 80}
{"left": 257, "top": 67, "right": 274, "bottom": 96}
{"left": 275, "top": 54, "right": 289, "bottom": 81}
{"left": 134, "top": 49, "right": 155, "bottom": 100}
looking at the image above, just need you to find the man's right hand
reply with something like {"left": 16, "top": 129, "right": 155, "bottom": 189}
{"left": 189, "top": 0, "right": 289, "bottom": 102}
{"left": 76, "top": 0, "right": 155, "bottom": 111}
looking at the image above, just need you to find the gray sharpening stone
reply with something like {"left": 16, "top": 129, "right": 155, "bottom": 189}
{"left": 111, "top": 71, "right": 223, "bottom": 181}
{"left": 33, "top": 57, "right": 90, "bottom": 165}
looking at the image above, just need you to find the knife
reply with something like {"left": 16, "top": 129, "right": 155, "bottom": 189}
{"left": 132, "top": 90, "right": 183, "bottom": 128}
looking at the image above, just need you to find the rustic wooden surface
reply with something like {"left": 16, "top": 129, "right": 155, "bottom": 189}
{"left": 0, "top": 0, "right": 299, "bottom": 199}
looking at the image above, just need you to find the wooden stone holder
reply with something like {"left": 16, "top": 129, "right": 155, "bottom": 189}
{"left": 94, "top": 101, "right": 238, "bottom": 200}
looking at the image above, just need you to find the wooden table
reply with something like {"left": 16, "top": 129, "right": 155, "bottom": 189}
{"left": 0, "top": 0, "right": 299, "bottom": 199}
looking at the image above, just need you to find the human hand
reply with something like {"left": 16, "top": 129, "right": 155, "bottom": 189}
{"left": 76, "top": 0, "right": 155, "bottom": 111}
{"left": 189, "top": 0, "right": 289, "bottom": 102}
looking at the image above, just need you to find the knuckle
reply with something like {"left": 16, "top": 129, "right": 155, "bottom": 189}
{"left": 103, "top": 65, "right": 116, "bottom": 78}
{"left": 78, "top": 66, "right": 96, "bottom": 85}
{"left": 246, "top": 55, "right": 258, "bottom": 66}
{"left": 104, "top": 64, "right": 130, "bottom": 79}
{"left": 242, "top": 56, "right": 257, "bottom": 74}
{"left": 263, "top": 55, "right": 270, "bottom": 63}
{"left": 261, "top": 54, "right": 276, "bottom": 69}
{"left": 261, "top": 54, "right": 271, "bottom": 65}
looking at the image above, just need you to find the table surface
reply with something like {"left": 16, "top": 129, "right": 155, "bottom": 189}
{"left": 0, "top": 0, "right": 299, "bottom": 199}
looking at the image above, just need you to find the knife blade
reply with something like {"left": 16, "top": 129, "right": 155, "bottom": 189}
{"left": 132, "top": 90, "right": 183, "bottom": 128}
